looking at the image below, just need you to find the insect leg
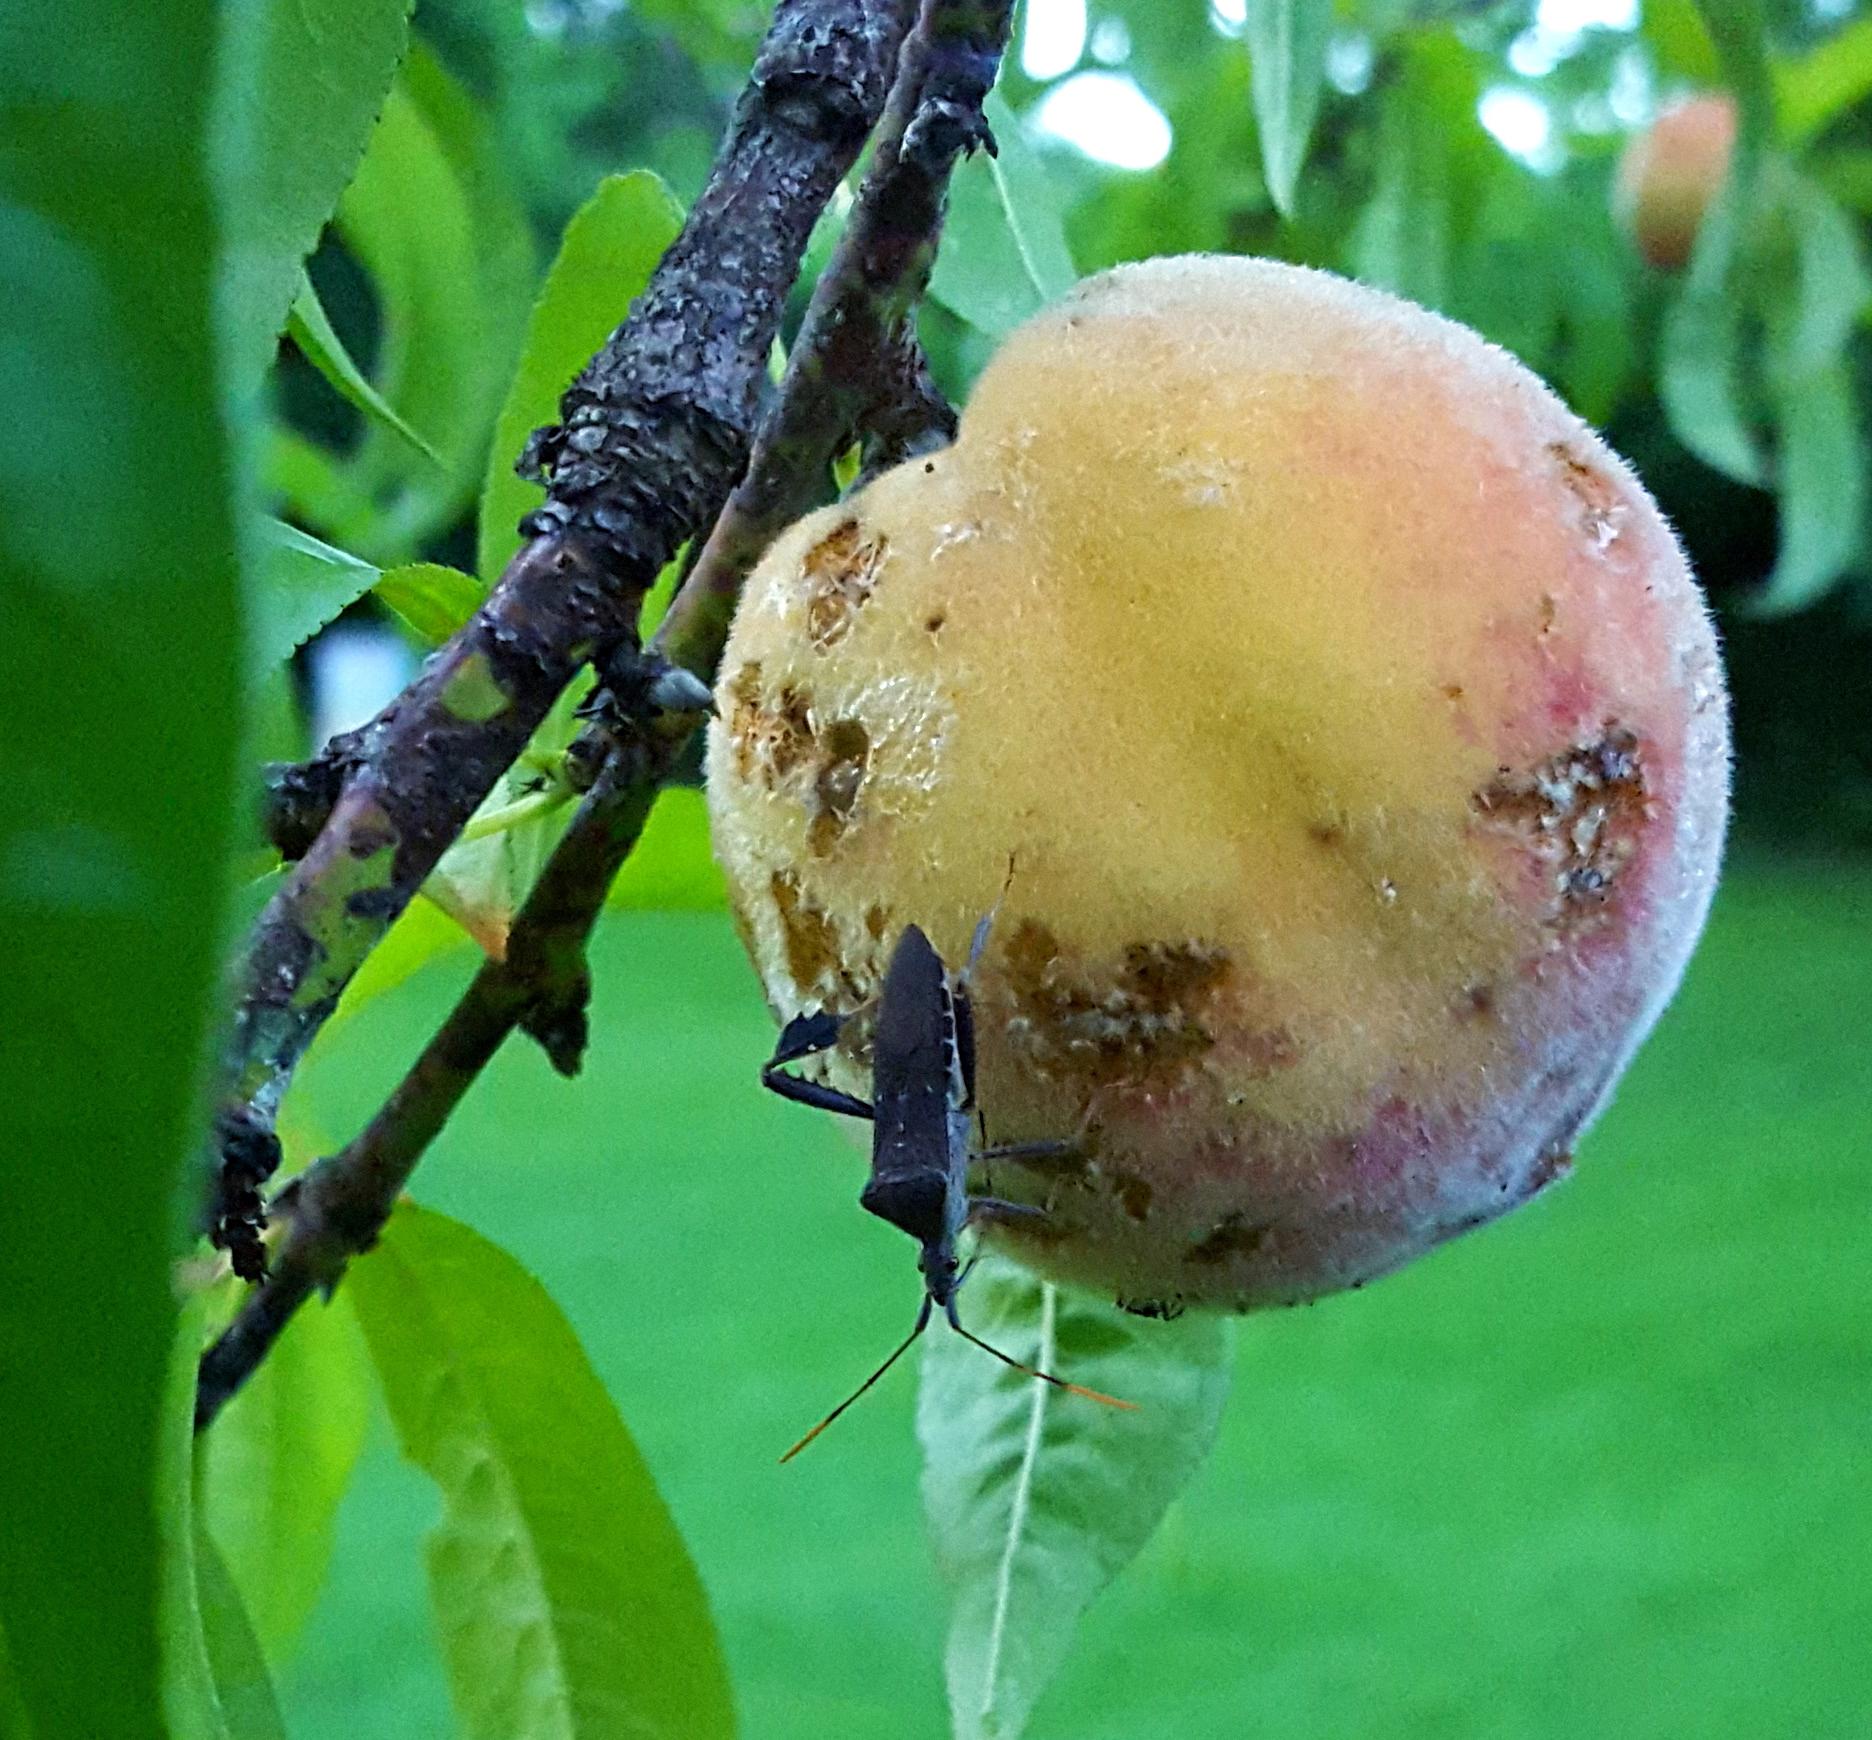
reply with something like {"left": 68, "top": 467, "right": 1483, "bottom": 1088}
{"left": 769, "top": 1008, "right": 847, "bottom": 1068}
{"left": 942, "top": 1298, "right": 1136, "bottom": 1411}
{"left": 975, "top": 1138, "right": 1084, "bottom": 1168}
{"left": 760, "top": 1066, "right": 875, "bottom": 1121}
{"left": 761, "top": 1008, "right": 875, "bottom": 1119}
{"left": 779, "top": 1294, "right": 935, "bottom": 1462}
{"left": 965, "top": 1196, "right": 1049, "bottom": 1227}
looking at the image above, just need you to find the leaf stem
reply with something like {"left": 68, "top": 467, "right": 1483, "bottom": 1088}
{"left": 454, "top": 786, "right": 571, "bottom": 847}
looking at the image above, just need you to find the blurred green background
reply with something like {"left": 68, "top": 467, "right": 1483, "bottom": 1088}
{"left": 246, "top": 0, "right": 1872, "bottom": 1733}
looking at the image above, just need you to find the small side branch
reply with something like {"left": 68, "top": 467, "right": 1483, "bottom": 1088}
{"left": 197, "top": 738, "right": 669, "bottom": 1430}
{"left": 198, "top": 0, "right": 1015, "bottom": 1431}
{"left": 206, "top": 0, "right": 912, "bottom": 1259}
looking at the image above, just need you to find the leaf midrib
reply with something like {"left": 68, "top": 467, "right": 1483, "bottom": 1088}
{"left": 974, "top": 1282, "right": 1057, "bottom": 1727}
{"left": 395, "top": 1240, "right": 584, "bottom": 1740}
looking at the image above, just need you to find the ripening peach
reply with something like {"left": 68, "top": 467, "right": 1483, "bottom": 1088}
{"left": 1614, "top": 94, "right": 1737, "bottom": 271}
{"left": 707, "top": 255, "right": 1729, "bottom": 1316}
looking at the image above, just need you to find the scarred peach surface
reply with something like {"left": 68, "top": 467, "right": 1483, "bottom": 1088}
{"left": 706, "top": 255, "right": 1730, "bottom": 1315}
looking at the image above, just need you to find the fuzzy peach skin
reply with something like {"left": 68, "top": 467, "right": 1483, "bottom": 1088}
{"left": 706, "top": 255, "right": 1729, "bottom": 1316}
{"left": 1614, "top": 94, "right": 1737, "bottom": 272}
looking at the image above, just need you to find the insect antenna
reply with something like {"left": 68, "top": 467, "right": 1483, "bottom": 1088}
{"left": 944, "top": 1301, "right": 1137, "bottom": 1411}
{"left": 780, "top": 1297, "right": 935, "bottom": 1463}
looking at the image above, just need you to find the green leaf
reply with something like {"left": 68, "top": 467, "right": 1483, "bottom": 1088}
{"left": 1778, "top": 13, "right": 1872, "bottom": 148}
{"left": 1658, "top": 201, "right": 1768, "bottom": 483}
{"left": 251, "top": 518, "right": 380, "bottom": 671}
{"left": 1349, "top": 104, "right": 1448, "bottom": 310}
{"left": 200, "top": 1290, "right": 372, "bottom": 1658}
{"left": 479, "top": 170, "right": 684, "bottom": 584}
{"left": 161, "top": 1310, "right": 288, "bottom": 1740}
{"left": 0, "top": 0, "right": 242, "bottom": 1730}
{"left": 929, "top": 91, "right": 1077, "bottom": 336}
{"left": 1700, "top": 0, "right": 1775, "bottom": 139}
{"left": 1546, "top": 173, "right": 1639, "bottom": 425}
{"left": 606, "top": 788, "right": 727, "bottom": 911}
{"left": 1345, "top": 34, "right": 1485, "bottom": 315}
{"left": 350, "top": 1203, "right": 737, "bottom": 1740}
{"left": 0, "top": 1619, "right": 34, "bottom": 1739}
{"left": 1245, "top": 0, "right": 1331, "bottom": 219}
{"left": 288, "top": 272, "right": 444, "bottom": 466}
{"left": 159, "top": 1316, "right": 231, "bottom": 1740}
{"left": 195, "top": 1530, "right": 290, "bottom": 1740}
{"left": 918, "top": 1257, "right": 1233, "bottom": 1740}
{"left": 376, "top": 561, "right": 485, "bottom": 646}
{"left": 331, "top": 45, "right": 535, "bottom": 563}
{"left": 1755, "top": 360, "right": 1867, "bottom": 616}
{"left": 1659, "top": 6, "right": 1775, "bottom": 486}
{"left": 1813, "top": 144, "right": 1872, "bottom": 216}
{"left": 1641, "top": 0, "right": 1720, "bottom": 83}
{"left": 636, "top": 543, "right": 689, "bottom": 642}
{"left": 213, "top": 0, "right": 411, "bottom": 400}
{"left": 266, "top": 424, "right": 378, "bottom": 535}
{"left": 1777, "top": 175, "right": 1872, "bottom": 379}
{"left": 424, "top": 767, "right": 575, "bottom": 957}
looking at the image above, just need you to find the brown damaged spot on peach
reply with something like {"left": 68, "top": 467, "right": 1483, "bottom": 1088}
{"left": 1112, "top": 1171, "right": 1154, "bottom": 1222}
{"left": 1549, "top": 441, "right": 1627, "bottom": 551}
{"left": 770, "top": 870, "right": 848, "bottom": 999}
{"left": 1307, "top": 819, "right": 1345, "bottom": 848}
{"left": 924, "top": 610, "right": 947, "bottom": 635}
{"left": 1187, "top": 1211, "right": 1272, "bottom": 1266}
{"left": 727, "top": 662, "right": 815, "bottom": 786}
{"left": 1472, "top": 724, "right": 1649, "bottom": 924}
{"left": 1526, "top": 1145, "right": 1574, "bottom": 1194}
{"left": 1003, "top": 921, "right": 1232, "bottom": 1085}
{"left": 863, "top": 904, "right": 889, "bottom": 940}
{"left": 807, "top": 718, "right": 870, "bottom": 856}
{"left": 1457, "top": 981, "right": 1498, "bottom": 1022}
{"left": 1538, "top": 592, "right": 1558, "bottom": 637}
{"left": 803, "top": 519, "right": 888, "bottom": 650}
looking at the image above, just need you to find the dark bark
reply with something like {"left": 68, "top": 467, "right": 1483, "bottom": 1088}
{"left": 197, "top": 741, "right": 668, "bottom": 1430}
{"left": 656, "top": 0, "right": 1014, "bottom": 672}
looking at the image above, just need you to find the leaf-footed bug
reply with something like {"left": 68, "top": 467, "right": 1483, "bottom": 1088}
{"left": 762, "top": 912, "right": 1135, "bottom": 1460}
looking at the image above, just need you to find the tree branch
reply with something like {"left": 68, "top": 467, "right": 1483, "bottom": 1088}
{"left": 197, "top": 0, "right": 1017, "bottom": 1430}
{"left": 206, "top": 0, "right": 913, "bottom": 1274}
{"left": 655, "top": 0, "right": 1011, "bottom": 669}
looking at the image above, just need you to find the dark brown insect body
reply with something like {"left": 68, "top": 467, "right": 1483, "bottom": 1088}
{"left": 762, "top": 922, "right": 1132, "bottom": 1458}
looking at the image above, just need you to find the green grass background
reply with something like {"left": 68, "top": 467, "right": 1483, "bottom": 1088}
{"left": 282, "top": 864, "right": 1870, "bottom": 1739}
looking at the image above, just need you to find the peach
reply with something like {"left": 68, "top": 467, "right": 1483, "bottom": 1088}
{"left": 706, "top": 255, "right": 1729, "bottom": 1315}
{"left": 1614, "top": 94, "right": 1737, "bottom": 271}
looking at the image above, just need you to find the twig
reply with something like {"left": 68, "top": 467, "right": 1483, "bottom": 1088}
{"left": 206, "top": 0, "right": 912, "bottom": 1270}
{"left": 197, "top": 0, "right": 1016, "bottom": 1430}
{"left": 196, "top": 738, "right": 669, "bottom": 1429}
{"left": 655, "top": 0, "right": 1011, "bottom": 669}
